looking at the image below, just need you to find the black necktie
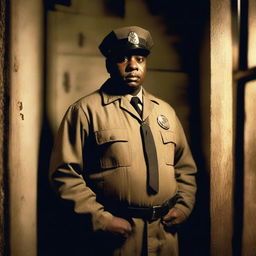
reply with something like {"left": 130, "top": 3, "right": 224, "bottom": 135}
{"left": 130, "top": 97, "right": 159, "bottom": 194}
{"left": 130, "top": 96, "right": 142, "bottom": 117}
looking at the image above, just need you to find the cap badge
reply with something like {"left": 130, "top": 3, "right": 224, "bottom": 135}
{"left": 128, "top": 31, "right": 139, "bottom": 45}
{"left": 157, "top": 115, "right": 170, "bottom": 130}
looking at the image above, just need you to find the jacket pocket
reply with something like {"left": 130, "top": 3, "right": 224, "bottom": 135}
{"left": 160, "top": 130, "right": 176, "bottom": 166}
{"left": 95, "top": 128, "right": 131, "bottom": 169}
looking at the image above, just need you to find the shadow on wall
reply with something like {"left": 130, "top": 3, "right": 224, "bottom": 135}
{"left": 145, "top": 1, "right": 210, "bottom": 255}
{"left": 37, "top": 117, "right": 95, "bottom": 256}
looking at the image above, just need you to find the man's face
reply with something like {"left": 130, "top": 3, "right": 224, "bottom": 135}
{"left": 107, "top": 53, "right": 147, "bottom": 94}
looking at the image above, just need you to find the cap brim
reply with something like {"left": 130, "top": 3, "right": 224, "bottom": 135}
{"left": 111, "top": 45, "right": 150, "bottom": 57}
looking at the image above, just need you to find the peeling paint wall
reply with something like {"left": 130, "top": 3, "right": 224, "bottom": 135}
{"left": 9, "top": 1, "right": 44, "bottom": 255}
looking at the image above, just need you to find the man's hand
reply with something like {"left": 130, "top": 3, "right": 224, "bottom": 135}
{"left": 105, "top": 216, "right": 132, "bottom": 238}
{"left": 162, "top": 207, "right": 186, "bottom": 227}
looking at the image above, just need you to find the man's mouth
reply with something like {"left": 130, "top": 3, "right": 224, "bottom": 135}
{"left": 126, "top": 75, "right": 140, "bottom": 81}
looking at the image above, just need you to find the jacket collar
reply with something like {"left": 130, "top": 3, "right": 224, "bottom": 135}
{"left": 100, "top": 79, "right": 160, "bottom": 121}
{"left": 142, "top": 90, "right": 159, "bottom": 120}
{"left": 100, "top": 79, "right": 123, "bottom": 105}
{"left": 101, "top": 79, "right": 160, "bottom": 105}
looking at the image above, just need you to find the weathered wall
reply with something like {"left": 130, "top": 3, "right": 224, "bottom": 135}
{"left": 47, "top": 0, "right": 192, "bottom": 136}
{"left": 200, "top": 0, "right": 234, "bottom": 255}
{"left": 9, "top": 1, "right": 44, "bottom": 255}
{"left": 0, "top": 0, "right": 8, "bottom": 254}
{"left": 209, "top": 0, "right": 234, "bottom": 254}
{"left": 241, "top": 0, "right": 256, "bottom": 254}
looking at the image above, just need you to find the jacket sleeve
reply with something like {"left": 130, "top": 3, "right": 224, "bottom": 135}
{"left": 173, "top": 115, "right": 197, "bottom": 217}
{"left": 49, "top": 104, "right": 113, "bottom": 231}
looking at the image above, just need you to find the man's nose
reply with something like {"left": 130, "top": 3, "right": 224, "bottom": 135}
{"left": 126, "top": 57, "right": 138, "bottom": 71}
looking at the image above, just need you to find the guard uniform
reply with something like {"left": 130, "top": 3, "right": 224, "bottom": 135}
{"left": 49, "top": 26, "right": 197, "bottom": 256}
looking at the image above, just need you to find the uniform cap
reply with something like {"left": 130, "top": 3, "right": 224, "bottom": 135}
{"left": 99, "top": 26, "right": 154, "bottom": 58}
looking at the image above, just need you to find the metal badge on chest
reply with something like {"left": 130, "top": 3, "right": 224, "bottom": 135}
{"left": 157, "top": 115, "right": 170, "bottom": 130}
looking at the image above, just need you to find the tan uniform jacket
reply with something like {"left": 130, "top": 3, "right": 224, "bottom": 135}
{"left": 49, "top": 79, "right": 197, "bottom": 255}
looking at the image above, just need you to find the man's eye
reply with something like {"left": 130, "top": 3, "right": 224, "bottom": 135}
{"left": 137, "top": 56, "right": 144, "bottom": 62}
{"left": 116, "top": 56, "right": 128, "bottom": 63}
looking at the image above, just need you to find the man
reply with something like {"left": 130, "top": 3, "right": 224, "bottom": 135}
{"left": 49, "top": 26, "right": 197, "bottom": 256}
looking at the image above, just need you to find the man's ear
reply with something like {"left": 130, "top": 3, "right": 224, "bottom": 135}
{"left": 106, "top": 58, "right": 112, "bottom": 74}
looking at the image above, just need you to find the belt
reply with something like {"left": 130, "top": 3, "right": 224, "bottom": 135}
{"left": 122, "top": 195, "right": 179, "bottom": 221}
